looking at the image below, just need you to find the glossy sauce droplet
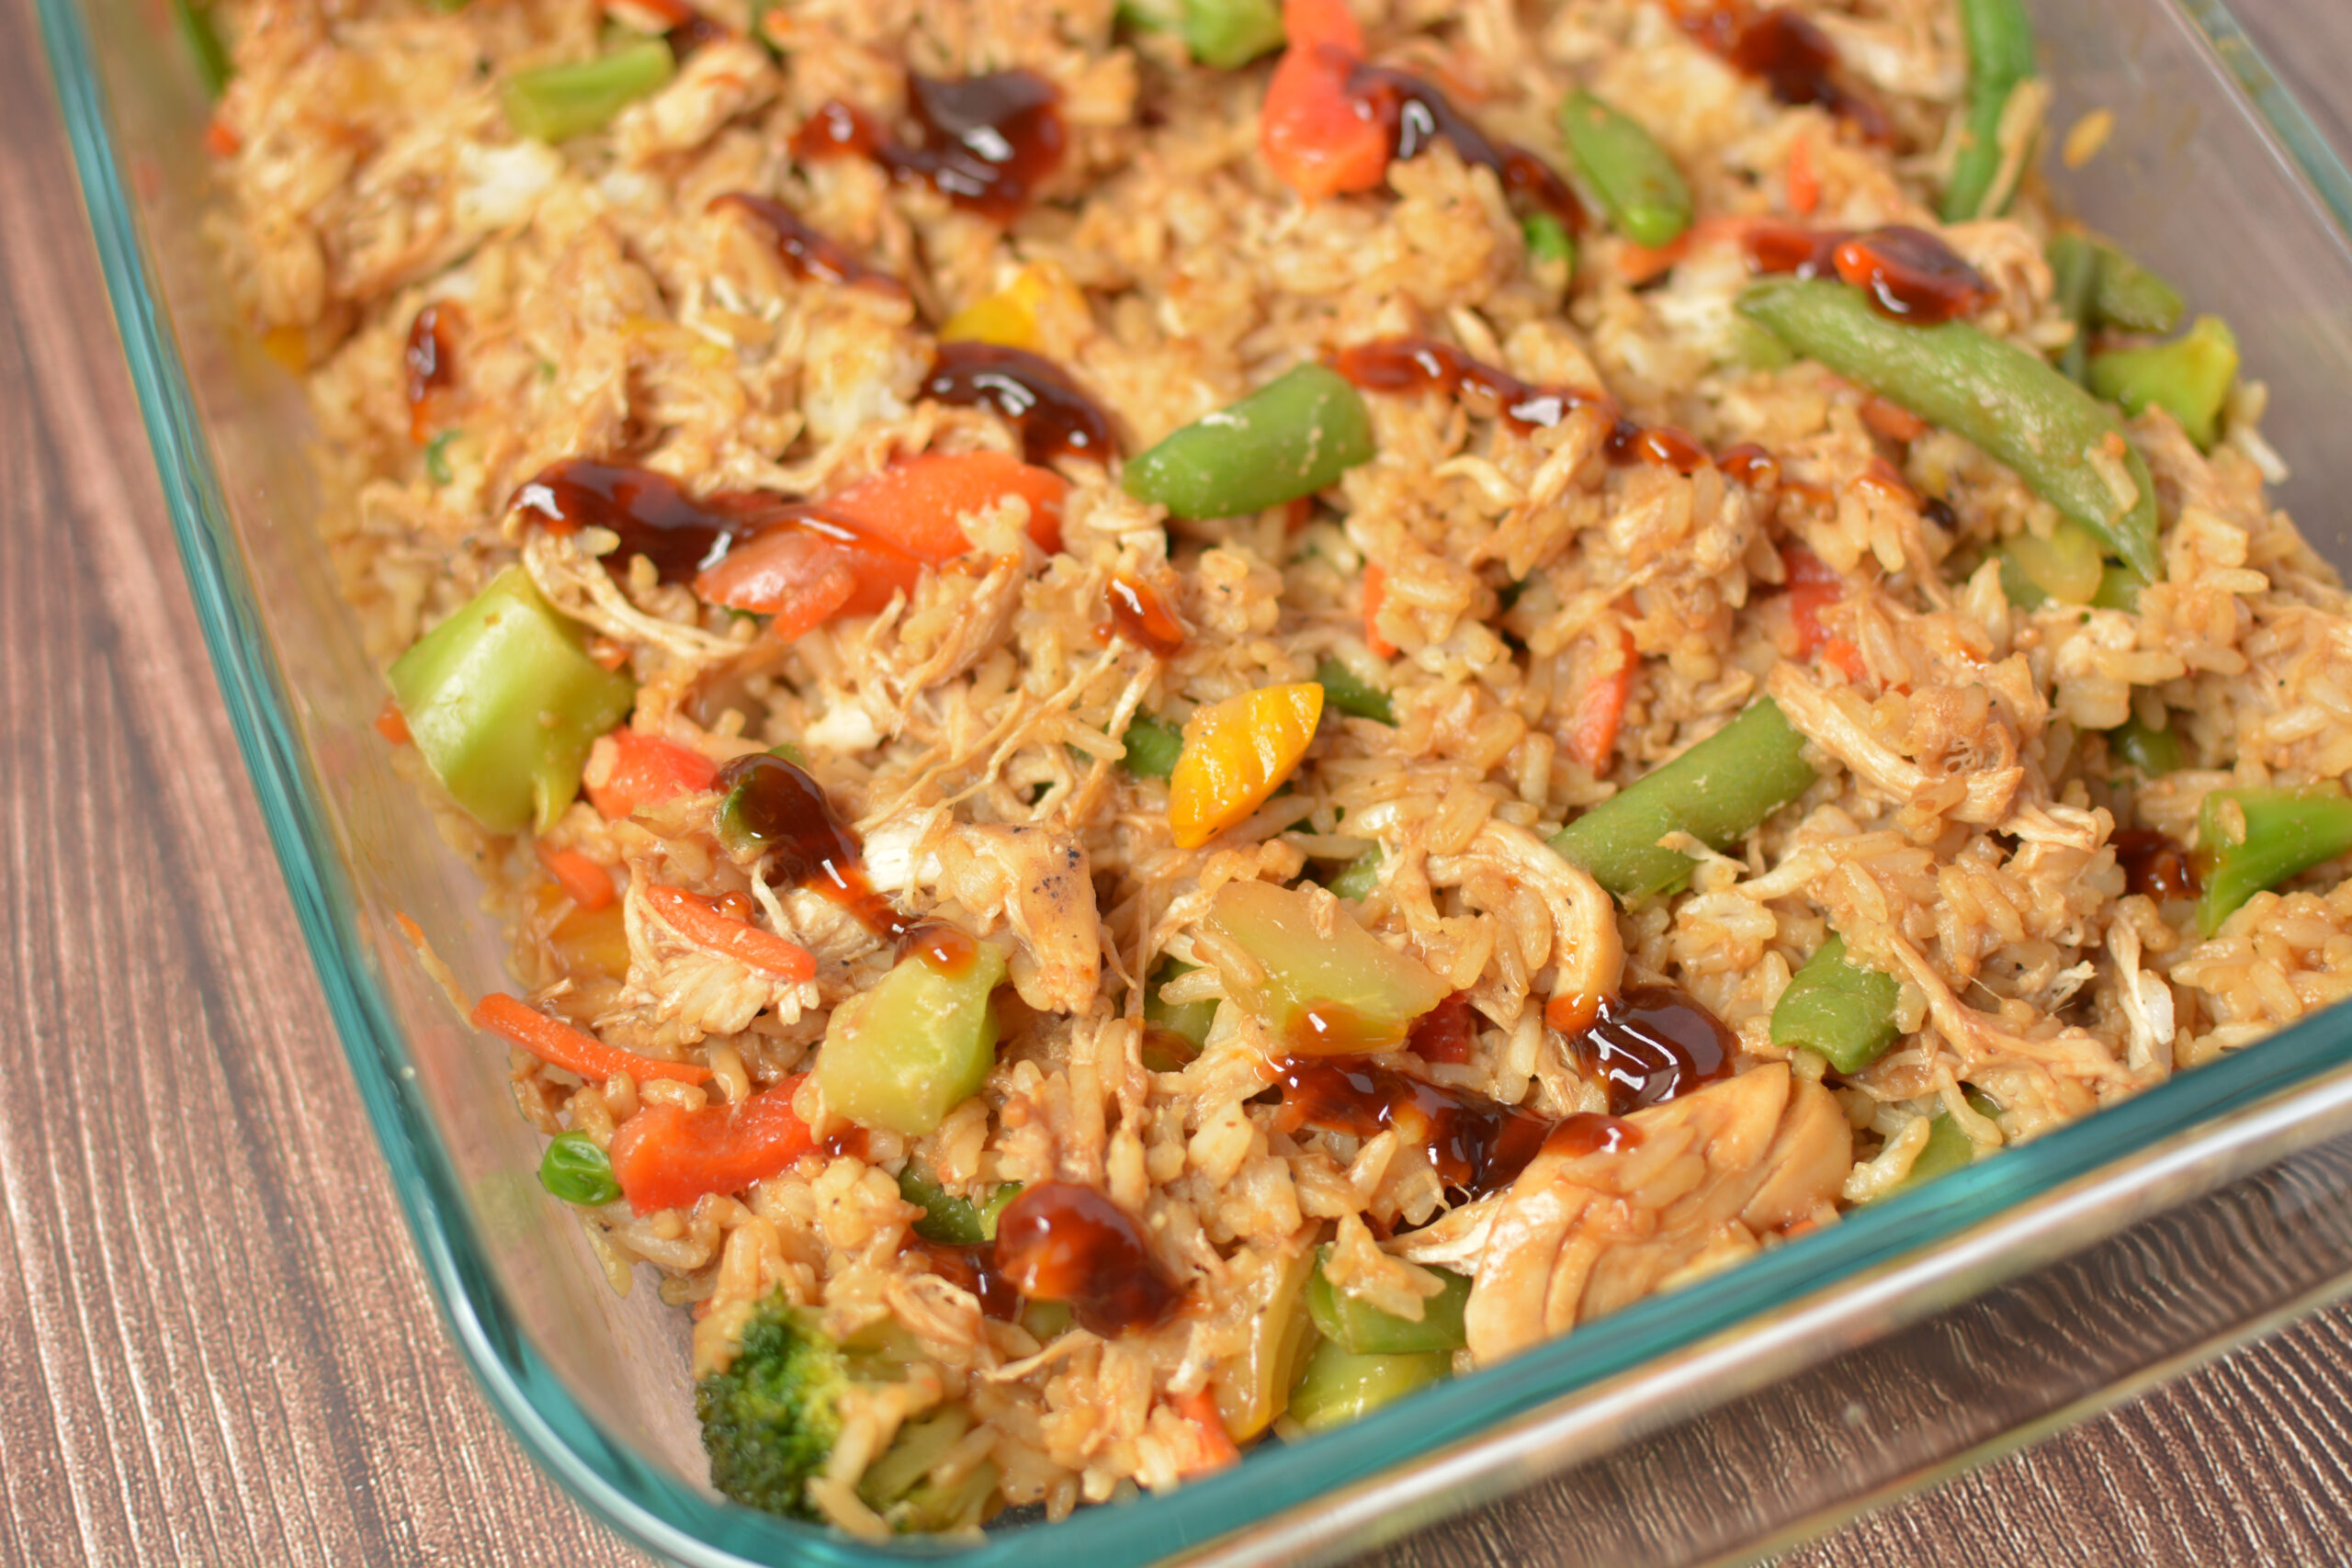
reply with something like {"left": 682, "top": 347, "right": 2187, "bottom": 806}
{"left": 991, "top": 1181, "right": 1182, "bottom": 1336}
{"left": 1703, "top": 6, "right": 1890, "bottom": 142}
{"left": 1345, "top": 63, "right": 1586, "bottom": 231}
{"left": 1831, "top": 227, "right": 1995, "bottom": 323}
{"left": 715, "top": 752, "right": 910, "bottom": 939}
{"left": 1542, "top": 1111, "right": 1643, "bottom": 1159}
{"left": 2113, "top": 829, "right": 2200, "bottom": 902}
{"left": 633, "top": 0, "right": 727, "bottom": 58}
{"left": 922, "top": 343, "right": 1117, "bottom": 464}
{"left": 1568, "top": 984, "right": 1737, "bottom": 1115}
{"left": 512, "top": 459, "right": 794, "bottom": 584}
{"left": 1097, "top": 572, "right": 1187, "bottom": 659}
{"left": 710, "top": 192, "right": 905, "bottom": 295}
{"left": 1717, "top": 443, "right": 1781, "bottom": 490}
{"left": 910, "top": 1240, "right": 1023, "bottom": 1319}
{"left": 1604, "top": 421, "right": 1710, "bottom": 475}
{"left": 1332, "top": 336, "right": 1611, "bottom": 434}
{"left": 791, "top": 70, "right": 1066, "bottom": 225}
{"left": 896, "top": 919, "right": 980, "bottom": 975}
{"left": 1274, "top": 1056, "right": 1552, "bottom": 1201}
{"left": 1407, "top": 992, "right": 1480, "bottom": 1066}
{"left": 404, "top": 302, "right": 461, "bottom": 445}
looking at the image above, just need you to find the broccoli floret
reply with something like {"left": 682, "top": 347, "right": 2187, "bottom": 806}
{"left": 695, "top": 1294, "right": 1001, "bottom": 1530}
{"left": 695, "top": 1298, "right": 845, "bottom": 1520}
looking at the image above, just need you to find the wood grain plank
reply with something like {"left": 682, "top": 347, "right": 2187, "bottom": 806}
{"left": 4, "top": 0, "right": 2352, "bottom": 1564}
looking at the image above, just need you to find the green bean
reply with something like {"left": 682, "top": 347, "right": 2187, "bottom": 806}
{"left": 1739, "top": 278, "right": 2161, "bottom": 581}
{"left": 1941, "top": 0, "right": 2037, "bottom": 221}
{"left": 1122, "top": 365, "right": 1376, "bottom": 521}
{"left": 2089, "top": 316, "right": 2239, "bottom": 451}
{"left": 1549, "top": 697, "right": 1821, "bottom": 903}
{"left": 1557, "top": 90, "right": 1692, "bottom": 250}
{"left": 1284, "top": 1338, "right": 1450, "bottom": 1433}
{"left": 501, "top": 39, "right": 675, "bottom": 143}
{"left": 539, "top": 1133, "right": 622, "bottom": 1206}
{"left": 2195, "top": 785, "right": 2352, "bottom": 935}
{"left": 1315, "top": 656, "right": 1396, "bottom": 727}
{"left": 1119, "top": 712, "right": 1185, "bottom": 780}
{"left": 2107, "top": 714, "right": 2183, "bottom": 777}
{"left": 1305, "top": 1247, "right": 1470, "bottom": 1355}
{"left": 1325, "top": 846, "right": 1384, "bottom": 903}
{"left": 2046, "top": 231, "right": 2098, "bottom": 384}
{"left": 898, "top": 1166, "right": 1022, "bottom": 1246}
{"left": 173, "top": 0, "right": 232, "bottom": 99}
{"left": 2089, "top": 243, "right": 2187, "bottom": 335}
{"left": 1770, "top": 935, "right": 1902, "bottom": 1074}
{"left": 1521, "top": 212, "right": 1577, "bottom": 273}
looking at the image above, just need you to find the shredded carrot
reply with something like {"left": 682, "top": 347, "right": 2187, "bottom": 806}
{"left": 1168, "top": 1387, "right": 1242, "bottom": 1478}
{"left": 1786, "top": 134, "right": 1820, "bottom": 216}
{"left": 1858, "top": 396, "right": 1929, "bottom": 443}
{"left": 204, "top": 118, "right": 240, "bottom": 158}
{"left": 537, "top": 842, "right": 616, "bottom": 911}
{"left": 1615, "top": 232, "right": 1692, "bottom": 285}
{"left": 1363, "top": 561, "right": 1398, "bottom": 658}
{"left": 471, "top": 992, "right": 712, "bottom": 1084}
{"left": 1822, "top": 637, "right": 1869, "bottom": 683}
{"left": 1563, "top": 626, "right": 1637, "bottom": 772}
{"left": 642, "top": 884, "right": 819, "bottom": 982}
{"left": 373, "top": 698, "right": 411, "bottom": 746}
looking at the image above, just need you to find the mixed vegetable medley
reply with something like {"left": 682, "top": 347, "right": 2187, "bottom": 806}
{"left": 188, "top": 0, "right": 2352, "bottom": 1536}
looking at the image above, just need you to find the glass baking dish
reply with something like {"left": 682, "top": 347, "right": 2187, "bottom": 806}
{"left": 34, "top": 0, "right": 2352, "bottom": 1560}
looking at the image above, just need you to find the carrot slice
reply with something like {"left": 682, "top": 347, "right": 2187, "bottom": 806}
{"left": 694, "top": 525, "right": 887, "bottom": 633}
{"left": 1563, "top": 626, "right": 1637, "bottom": 772}
{"left": 609, "top": 1077, "right": 815, "bottom": 1213}
{"left": 537, "top": 842, "right": 616, "bottom": 911}
{"left": 642, "top": 884, "right": 818, "bottom": 982}
{"left": 373, "top": 697, "right": 411, "bottom": 746}
{"left": 1781, "top": 545, "right": 1844, "bottom": 660}
{"left": 820, "top": 450, "right": 1067, "bottom": 559}
{"left": 471, "top": 992, "right": 712, "bottom": 1085}
{"left": 1260, "top": 0, "right": 1388, "bottom": 202}
{"left": 1168, "top": 1386, "right": 1243, "bottom": 1477}
{"left": 587, "top": 729, "right": 719, "bottom": 821}
{"left": 1363, "top": 561, "right": 1398, "bottom": 658}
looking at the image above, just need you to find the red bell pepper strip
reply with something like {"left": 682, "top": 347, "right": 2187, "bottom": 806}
{"left": 587, "top": 729, "right": 719, "bottom": 821}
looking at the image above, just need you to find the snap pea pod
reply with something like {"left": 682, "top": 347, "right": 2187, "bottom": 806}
{"left": 1305, "top": 1247, "right": 1470, "bottom": 1355}
{"left": 502, "top": 39, "right": 675, "bottom": 143}
{"left": 1549, "top": 697, "right": 1821, "bottom": 903}
{"left": 1122, "top": 365, "right": 1375, "bottom": 521}
{"left": 1119, "top": 712, "right": 1186, "bottom": 780}
{"left": 1284, "top": 1338, "right": 1451, "bottom": 1433}
{"left": 1117, "top": 0, "right": 1283, "bottom": 68}
{"left": 1557, "top": 90, "right": 1691, "bottom": 250}
{"left": 1315, "top": 656, "right": 1396, "bottom": 727}
{"left": 2046, "top": 231, "right": 2098, "bottom": 384}
{"left": 2195, "top": 786, "right": 2352, "bottom": 935}
{"left": 1770, "top": 935, "right": 1902, "bottom": 1074}
{"left": 2089, "top": 316, "right": 2239, "bottom": 450}
{"left": 1739, "top": 278, "right": 2161, "bottom": 581}
{"left": 2106, "top": 714, "right": 2183, "bottom": 777}
{"left": 1941, "top": 0, "right": 2038, "bottom": 221}
{"left": 2090, "top": 243, "right": 2187, "bottom": 334}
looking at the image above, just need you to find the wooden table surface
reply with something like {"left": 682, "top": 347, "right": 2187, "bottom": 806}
{"left": 8, "top": 1, "right": 2352, "bottom": 1562}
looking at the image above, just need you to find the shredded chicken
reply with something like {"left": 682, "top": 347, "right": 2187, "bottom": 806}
{"left": 606, "top": 875, "right": 814, "bottom": 1047}
{"left": 932, "top": 825, "right": 1104, "bottom": 1015}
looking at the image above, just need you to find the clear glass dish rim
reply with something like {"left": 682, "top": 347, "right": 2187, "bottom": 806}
{"left": 29, "top": 0, "right": 2352, "bottom": 1562}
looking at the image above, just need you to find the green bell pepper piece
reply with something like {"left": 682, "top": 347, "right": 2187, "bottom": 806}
{"left": 1305, "top": 1247, "right": 1470, "bottom": 1355}
{"left": 2195, "top": 786, "right": 2352, "bottom": 935}
{"left": 816, "top": 941, "right": 1010, "bottom": 1135}
{"left": 502, "top": 39, "right": 674, "bottom": 143}
{"left": 1770, "top": 934, "right": 1902, "bottom": 1074}
{"left": 2089, "top": 315, "right": 2239, "bottom": 451}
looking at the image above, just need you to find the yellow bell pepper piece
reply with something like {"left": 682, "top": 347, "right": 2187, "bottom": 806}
{"left": 1168, "top": 682, "right": 1323, "bottom": 849}
{"left": 940, "top": 264, "right": 1085, "bottom": 351}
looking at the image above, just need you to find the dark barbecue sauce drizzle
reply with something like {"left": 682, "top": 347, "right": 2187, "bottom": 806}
{"left": 1745, "top": 222, "right": 1993, "bottom": 324}
{"left": 992, "top": 1181, "right": 1183, "bottom": 1335}
{"left": 714, "top": 751, "right": 911, "bottom": 940}
{"left": 633, "top": 0, "right": 727, "bottom": 59}
{"left": 710, "top": 192, "right": 906, "bottom": 296}
{"left": 1567, "top": 984, "right": 1736, "bottom": 1116}
{"left": 1678, "top": 5, "right": 1890, "bottom": 143}
{"left": 1274, "top": 1056, "right": 1566, "bottom": 1201}
{"left": 922, "top": 342, "right": 1117, "bottom": 465}
{"left": 2114, "top": 829, "right": 2200, "bottom": 902}
{"left": 910, "top": 1240, "right": 1023, "bottom": 1320}
{"left": 1333, "top": 337, "right": 1720, "bottom": 478}
{"left": 512, "top": 458, "right": 795, "bottom": 584}
{"left": 1343, "top": 62, "right": 1586, "bottom": 231}
{"left": 1098, "top": 572, "right": 1187, "bottom": 658}
{"left": 403, "top": 303, "right": 460, "bottom": 445}
{"left": 791, "top": 70, "right": 1066, "bottom": 225}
